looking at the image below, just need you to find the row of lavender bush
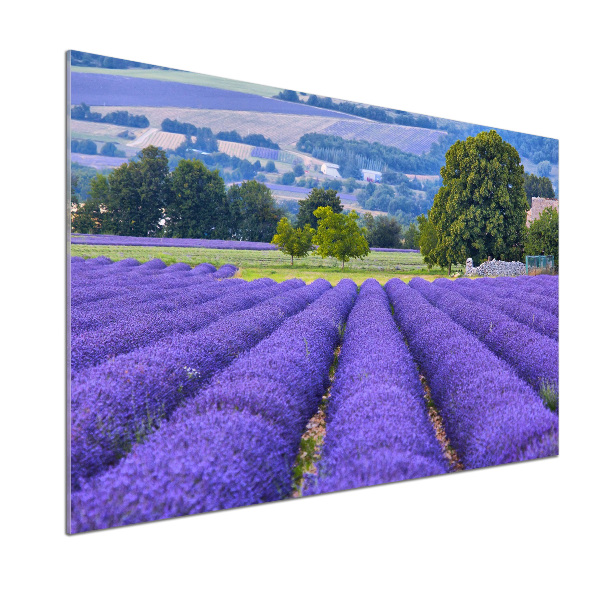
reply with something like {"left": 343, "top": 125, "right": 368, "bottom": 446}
{"left": 70, "top": 280, "right": 357, "bottom": 531}
{"left": 476, "top": 276, "right": 558, "bottom": 317}
{"left": 385, "top": 279, "right": 558, "bottom": 469}
{"left": 435, "top": 278, "right": 558, "bottom": 341}
{"left": 71, "top": 278, "right": 274, "bottom": 374}
{"left": 409, "top": 278, "right": 558, "bottom": 403}
{"left": 307, "top": 279, "right": 447, "bottom": 495}
{"left": 70, "top": 279, "right": 335, "bottom": 490}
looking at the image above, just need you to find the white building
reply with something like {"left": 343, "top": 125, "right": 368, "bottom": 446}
{"left": 321, "top": 162, "right": 342, "bottom": 179}
{"left": 361, "top": 169, "right": 382, "bottom": 183}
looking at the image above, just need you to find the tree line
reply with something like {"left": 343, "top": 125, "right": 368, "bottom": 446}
{"left": 71, "top": 103, "right": 149, "bottom": 128}
{"left": 161, "top": 119, "right": 279, "bottom": 152}
{"left": 71, "top": 140, "right": 125, "bottom": 157}
{"left": 276, "top": 90, "right": 437, "bottom": 128}
{"left": 71, "top": 146, "right": 285, "bottom": 242}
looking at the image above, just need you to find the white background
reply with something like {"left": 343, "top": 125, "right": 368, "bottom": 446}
{"left": 3, "top": 1, "right": 598, "bottom": 598}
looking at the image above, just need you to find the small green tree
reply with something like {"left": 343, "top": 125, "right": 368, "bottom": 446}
{"left": 281, "top": 172, "right": 295, "bottom": 185}
{"left": 312, "top": 206, "right": 370, "bottom": 269}
{"left": 523, "top": 172, "right": 555, "bottom": 206}
{"left": 297, "top": 188, "right": 343, "bottom": 229}
{"left": 403, "top": 222, "right": 419, "bottom": 249}
{"left": 227, "top": 180, "right": 284, "bottom": 242}
{"left": 271, "top": 218, "right": 315, "bottom": 265}
{"left": 416, "top": 213, "right": 438, "bottom": 269}
{"left": 525, "top": 207, "right": 558, "bottom": 268}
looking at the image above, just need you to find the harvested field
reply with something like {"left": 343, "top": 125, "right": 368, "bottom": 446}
{"left": 89, "top": 106, "right": 347, "bottom": 147}
{"left": 320, "top": 120, "right": 447, "bottom": 155}
{"left": 127, "top": 128, "right": 186, "bottom": 150}
{"left": 216, "top": 140, "right": 254, "bottom": 160}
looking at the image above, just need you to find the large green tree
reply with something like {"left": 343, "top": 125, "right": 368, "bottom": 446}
{"left": 525, "top": 207, "right": 559, "bottom": 268}
{"left": 312, "top": 206, "right": 370, "bottom": 269}
{"left": 227, "top": 180, "right": 285, "bottom": 242}
{"left": 104, "top": 146, "right": 169, "bottom": 236}
{"left": 296, "top": 188, "right": 343, "bottom": 229}
{"left": 428, "top": 130, "right": 529, "bottom": 273}
{"left": 164, "top": 158, "right": 229, "bottom": 239}
{"left": 271, "top": 218, "right": 315, "bottom": 265}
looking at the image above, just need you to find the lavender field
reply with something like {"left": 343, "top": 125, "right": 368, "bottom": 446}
{"left": 70, "top": 72, "right": 359, "bottom": 118}
{"left": 71, "top": 233, "right": 418, "bottom": 252}
{"left": 69, "top": 258, "right": 558, "bottom": 533}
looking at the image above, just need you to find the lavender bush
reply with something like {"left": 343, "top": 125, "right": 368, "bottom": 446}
{"left": 408, "top": 277, "right": 558, "bottom": 401}
{"left": 385, "top": 279, "right": 558, "bottom": 469}
{"left": 70, "top": 279, "right": 330, "bottom": 490}
{"left": 70, "top": 280, "right": 357, "bottom": 531}
{"left": 71, "top": 278, "right": 269, "bottom": 374}
{"left": 307, "top": 279, "right": 447, "bottom": 494}
{"left": 434, "top": 278, "right": 558, "bottom": 341}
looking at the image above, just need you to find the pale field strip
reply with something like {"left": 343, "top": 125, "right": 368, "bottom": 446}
{"left": 216, "top": 140, "right": 254, "bottom": 160}
{"left": 70, "top": 119, "right": 146, "bottom": 140}
{"left": 91, "top": 106, "right": 344, "bottom": 147}
{"left": 126, "top": 129, "right": 186, "bottom": 150}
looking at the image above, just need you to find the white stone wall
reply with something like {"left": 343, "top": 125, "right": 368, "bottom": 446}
{"left": 465, "top": 258, "right": 526, "bottom": 277}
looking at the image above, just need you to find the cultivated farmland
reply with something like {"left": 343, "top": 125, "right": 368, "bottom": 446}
{"left": 90, "top": 106, "right": 346, "bottom": 147}
{"left": 127, "top": 128, "right": 186, "bottom": 150}
{"left": 216, "top": 140, "right": 254, "bottom": 160}
{"left": 69, "top": 258, "right": 558, "bottom": 532}
{"left": 320, "top": 120, "right": 447, "bottom": 155}
{"left": 71, "top": 72, "right": 359, "bottom": 119}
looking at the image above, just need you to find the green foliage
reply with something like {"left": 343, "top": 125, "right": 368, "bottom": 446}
{"left": 100, "top": 142, "right": 125, "bottom": 157}
{"left": 322, "top": 179, "right": 342, "bottom": 191}
{"left": 227, "top": 180, "right": 285, "bottom": 242}
{"left": 539, "top": 381, "right": 558, "bottom": 412}
{"left": 293, "top": 163, "right": 305, "bottom": 177}
{"left": 278, "top": 89, "right": 300, "bottom": 102}
{"left": 403, "top": 222, "right": 419, "bottom": 249}
{"left": 297, "top": 188, "right": 343, "bottom": 230}
{"left": 362, "top": 213, "right": 403, "bottom": 248}
{"left": 281, "top": 172, "right": 295, "bottom": 185}
{"left": 70, "top": 174, "right": 80, "bottom": 207}
{"left": 242, "top": 133, "right": 279, "bottom": 150}
{"left": 165, "top": 158, "right": 229, "bottom": 239}
{"left": 71, "top": 162, "right": 105, "bottom": 201}
{"left": 71, "top": 139, "right": 97, "bottom": 155}
{"left": 537, "top": 160, "right": 552, "bottom": 178}
{"left": 312, "top": 206, "right": 370, "bottom": 268}
{"left": 271, "top": 218, "right": 315, "bottom": 265}
{"left": 344, "top": 178, "right": 357, "bottom": 193}
{"left": 71, "top": 104, "right": 149, "bottom": 127}
{"left": 523, "top": 172, "right": 555, "bottom": 206}
{"left": 416, "top": 213, "right": 438, "bottom": 269}
{"left": 428, "top": 130, "right": 529, "bottom": 272}
{"left": 103, "top": 146, "right": 170, "bottom": 236}
{"left": 265, "top": 160, "right": 277, "bottom": 173}
{"left": 525, "top": 207, "right": 559, "bottom": 267}
{"left": 297, "top": 132, "right": 451, "bottom": 175}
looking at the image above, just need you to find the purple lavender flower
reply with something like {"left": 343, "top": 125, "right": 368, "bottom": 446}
{"left": 307, "top": 279, "right": 448, "bottom": 494}
{"left": 385, "top": 278, "right": 558, "bottom": 470}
